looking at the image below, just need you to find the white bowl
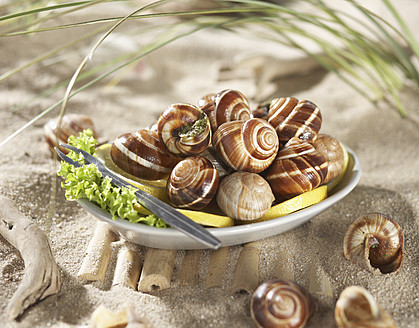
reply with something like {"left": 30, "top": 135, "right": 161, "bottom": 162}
{"left": 78, "top": 145, "right": 361, "bottom": 249}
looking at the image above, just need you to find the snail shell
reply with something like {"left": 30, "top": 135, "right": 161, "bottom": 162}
{"left": 213, "top": 118, "right": 279, "bottom": 173}
{"left": 166, "top": 156, "right": 219, "bottom": 210}
{"left": 252, "top": 102, "right": 270, "bottom": 121}
{"left": 110, "top": 129, "right": 179, "bottom": 180}
{"left": 197, "top": 92, "right": 216, "bottom": 109}
{"left": 268, "top": 97, "right": 322, "bottom": 145}
{"left": 157, "top": 103, "right": 211, "bottom": 157}
{"left": 44, "top": 114, "right": 98, "bottom": 154}
{"left": 264, "top": 137, "right": 328, "bottom": 200}
{"left": 200, "top": 147, "right": 233, "bottom": 180}
{"left": 343, "top": 213, "right": 404, "bottom": 274}
{"left": 313, "top": 134, "right": 345, "bottom": 184}
{"left": 335, "top": 286, "right": 397, "bottom": 328}
{"left": 203, "top": 89, "right": 252, "bottom": 132}
{"left": 216, "top": 171, "right": 274, "bottom": 221}
{"left": 251, "top": 279, "right": 315, "bottom": 328}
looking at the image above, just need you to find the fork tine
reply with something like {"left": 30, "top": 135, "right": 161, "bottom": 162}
{"left": 54, "top": 147, "right": 82, "bottom": 168}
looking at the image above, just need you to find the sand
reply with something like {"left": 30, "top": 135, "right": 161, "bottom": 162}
{"left": 0, "top": 1, "right": 418, "bottom": 327}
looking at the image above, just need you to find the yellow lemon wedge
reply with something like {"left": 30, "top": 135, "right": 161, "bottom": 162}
{"left": 241, "top": 185, "right": 328, "bottom": 224}
{"left": 326, "top": 142, "right": 349, "bottom": 192}
{"left": 178, "top": 209, "right": 234, "bottom": 228}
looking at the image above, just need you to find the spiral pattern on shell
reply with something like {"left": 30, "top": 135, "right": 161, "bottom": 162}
{"left": 110, "top": 129, "right": 179, "bottom": 181}
{"left": 343, "top": 213, "right": 404, "bottom": 274}
{"left": 264, "top": 137, "right": 328, "bottom": 200}
{"left": 268, "top": 97, "right": 322, "bottom": 145}
{"left": 335, "top": 286, "right": 397, "bottom": 328}
{"left": 251, "top": 279, "right": 315, "bottom": 328}
{"left": 216, "top": 171, "right": 274, "bottom": 221}
{"left": 166, "top": 156, "right": 219, "bottom": 210}
{"left": 157, "top": 103, "right": 211, "bottom": 157}
{"left": 202, "top": 89, "right": 252, "bottom": 132}
{"left": 213, "top": 118, "right": 279, "bottom": 173}
{"left": 44, "top": 114, "right": 98, "bottom": 154}
{"left": 313, "top": 134, "right": 345, "bottom": 184}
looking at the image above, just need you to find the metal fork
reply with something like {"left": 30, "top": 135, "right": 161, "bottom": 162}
{"left": 55, "top": 144, "right": 221, "bottom": 249}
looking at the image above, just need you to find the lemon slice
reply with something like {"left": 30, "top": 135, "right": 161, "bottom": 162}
{"left": 178, "top": 209, "right": 234, "bottom": 228}
{"left": 326, "top": 142, "right": 349, "bottom": 192}
{"left": 241, "top": 185, "right": 328, "bottom": 224}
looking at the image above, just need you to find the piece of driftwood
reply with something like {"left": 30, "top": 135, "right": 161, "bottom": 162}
{"left": 231, "top": 242, "right": 260, "bottom": 294}
{"left": 178, "top": 250, "right": 201, "bottom": 286}
{"left": 91, "top": 304, "right": 149, "bottom": 328}
{"left": 0, "top": 196, "right": 61, "bottom": 320}
{"left": 112, "top": 244, "right": 142, "bottom": 289}
{"left": 138, "top": 248, "right": 176, "bottom": 292}
{"left": 205, "top": 247, "right": 229, "bottom": 288}
{"left": 308, "top": 265, "right": 333, "bottom": 297}
{"left": 78, "top": 221, "right": 118, "bottom": 282}
{"left": 274, "top": 248, "right": 295, "bottom": 281}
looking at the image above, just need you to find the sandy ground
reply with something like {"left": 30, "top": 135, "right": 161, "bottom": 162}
{"left": 0, "top": 1, "right": 418, "bottom": 327}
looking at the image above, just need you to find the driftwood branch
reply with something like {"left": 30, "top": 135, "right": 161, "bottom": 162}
{"left": 78, "top": 221, "right": 118, "bottom": 282}
{"left": 205, "top": 247, "right": 229, "bottom": 288}
{"left": 138, "top": 248, "right": 176, "bottom": 292}
{"left": 0, "top": 196, "right": 61, "bottom": 320}
{"left": 112, "top": 244, "right": 142, "bottom": 289}
{"left": 231, "top": 242, "right": 260, "bottom": 294}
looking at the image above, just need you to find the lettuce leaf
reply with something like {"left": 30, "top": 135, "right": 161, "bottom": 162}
{"left": 57, "top": 129, "right": 168, "bottom": 228}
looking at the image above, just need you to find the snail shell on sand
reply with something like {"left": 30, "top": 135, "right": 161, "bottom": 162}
{"left": 343, "top": 213, "right": 404, "bottom": 274}
{"left": 268, "top": 97, "right": 322, "bottom": 146}
{"left": 216, "top": 171, "right": 274, "bottom": 221}
{"left": 251, "top": 279, "right": 315, "bottom": 328}
{"left": 44, "top": 114, "right": 98, "bottom": 154}
{"left": 213, "top": 118, "right": 279, "bottom": 173}
{"left": 157, "top": 103, "right": 211, "bottom": 157}
{"left": 335, "top": 286, "right": 397, "bottom": 328}
{"left": 166, "top": 156, "right": 219, "bottom": 210}
{"left": 264, "top": 137, "right": 328, "bottom": 200}
{"left": 110, "top": 129, "right": 179, "bottom": 181}
{"left": 313, "top": 134, "right": 345, "bottom": 184}
{"left": 202, "top": 89, "right": 252, "bottom": 132}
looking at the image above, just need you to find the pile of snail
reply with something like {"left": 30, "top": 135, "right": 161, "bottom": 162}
{"left": 106, "top": 89, "right": 345, "bottom": 221}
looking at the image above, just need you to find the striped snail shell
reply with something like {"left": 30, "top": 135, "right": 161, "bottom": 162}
{"left": 216, "top": 171, "right": 274, "bottom": 221}
{"left": 264, "top": 137, "right": 328, "bottom": 200}
{"left": 202, "top": 89, "right": 252, "bottom": 132}
{"left": 44, "top": 114, "right": 98, "bottom": 155}
{"left": 110, "top": 129, "right": 179, "bottom": 181}
{"left": 200, "top": 147, "right": 233, "bottom": 180}
{"left": 335, "top": 286, "right": 397, "bottom": 328}
{"left": 197, "top": 92, "right": 216, "bottom": 109}
{"left": 251, "top": 279, "right": 315, "bottom": 328}
{"left": 157, "top": 103, "right": 211, "bottom": 157}
{"left": 313, "top": 134, "right": 345, "bottom": 184}
{"left": 213, "top": 118, "right": 279, "bottom": 173}
{"left": 268, "top": 97, "right": 322, "bottom": 146}
{"left": 343, "top": 213, "right": 404, "bottom": 274}
{"left": 167, "top": 156, "right": 219, "bottom": 210}
{"left": 252, "top": 102, "right": 270, "bottom": 121}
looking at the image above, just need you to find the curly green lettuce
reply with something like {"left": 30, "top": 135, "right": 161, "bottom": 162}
{"left": 57, "top": 129, "right": 168, "bottom": 228}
